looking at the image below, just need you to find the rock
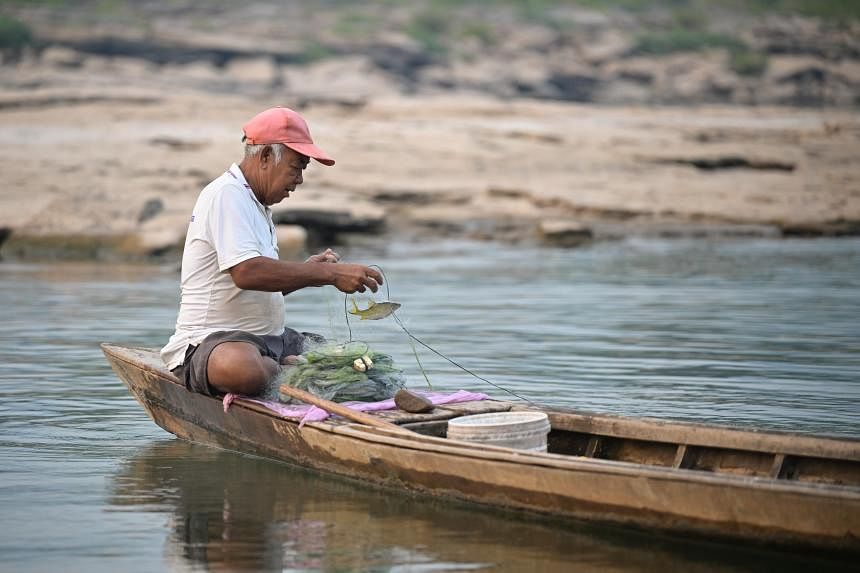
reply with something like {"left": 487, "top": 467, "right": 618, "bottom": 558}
{"left": 137, "top": 198, "right": 164, "bottom": 223}
{"left": 273, "top": 207, "right": 384, "bottom": 236}
{"left": 764, "top": 56, "right": 858, "bottom": 106}
{"left": 546, "top": 70, "right": 601, "bottom": 102}
{"left": 602, "top": 58, "right": 657, "bottom": 85}
{"left": 509, "top": 55, "right": 559, "bottom": 98}
{"left": 591, "top": 221, "right": 784, "bottom": 240}
{"left": 163, "top": 60, "right": 221, "bottom": 81}
{"left": 439, "top": 54, "right": 595, "bottom": 101}
{"left": 418, "top": 59, "right": 500, "bottom": 94}
{"left": 652, "top": 156, "right": 796, "bottom": 172}
{"left": 40, "top": 46, "right": 85, "bottom": 68}
{"left": 270, "top": 197, "right": 385, "bottom": 242}
{"left": 538, "top": 220, "right": 593, "bottom": 247}
{"left": 579, "top": 29, "right": 634, "bottom": 65}
{"left": 0, "top": 93, "right": 159, "bottom": 111}
{"left": 752, "top": 17, "right": 860, "bottom": 60}
{"left": 595, "top": 78, "right": 654, "bottom": 105}
{"left": 0, "top": 232, "right": 128, "bottom": 261}
{"left": 646, "top": 223, "right": 782, "bottom": 239}
{"left": 502, "top": 130, "right": 564, "bottom": 145}
{"left": 768, "top": 56, "right": 828, "bottom": 83}
{"left": 367, "top": 33, "right": 434, "bottom": 82}
{"left": 0, "top": 227, "right": 10, "bottom": 254}
{"left": 79, "top": 54, "right": 154, "bottom": 77}
{"left": 134, "top": 213, "right": 188, "bottom": 257}
{"left": 779, "top": 220, "right": 860, "bottom": 237}
{"left": 283, "top": 56, "right": 399, "bottom": 101}
{"left": 500, "top": 23, "right": 559, "bottom": 53}
{"left": 133, "top": 228, "right": 183, "bottom": 256}
{"left": 148, "top": 137, "right": 208, "bottom": 151}
{"left": 663, "top": 52, "right": 732, "bottom": 103}
{"left": 372, "top": 189, "right": 453, "bottom": 205}
{"left": 276, "top": 224, "right": 307, "bottom": 258}
{"left": 224, "top": 56, "right": 279, "bottom": 86}
{"left": 596, "top": 58, "right": 656, "bottom": 103}
{"left": 394, "top": 389, "right": 434, "bottom": 413}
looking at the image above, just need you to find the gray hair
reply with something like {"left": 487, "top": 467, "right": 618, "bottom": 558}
{"left": 244, "top": 142, "right": 285, "bottom": 164}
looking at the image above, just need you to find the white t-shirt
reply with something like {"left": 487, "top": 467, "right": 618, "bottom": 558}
{"left": 161, "top": 164, "right": 285, "bottom": 370}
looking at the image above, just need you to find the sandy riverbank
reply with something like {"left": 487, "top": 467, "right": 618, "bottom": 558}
{"left": 1, "top": 85, "right": 859, "bottom": 261}
{"left": 2, "top": 0, "right": 860, "bottom": 261}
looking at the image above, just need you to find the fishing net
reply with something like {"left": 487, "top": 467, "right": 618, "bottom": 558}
{"left": 278, "top": 341, "right": 406, "bottom": 403}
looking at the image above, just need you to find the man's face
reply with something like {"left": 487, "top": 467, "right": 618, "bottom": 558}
{"left": 261, "top": 146, "right": 310, "bottom": 205}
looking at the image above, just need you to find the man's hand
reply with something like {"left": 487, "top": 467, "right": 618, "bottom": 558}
{"left": 305, "top": 248, "right": 340, "bottom": 264}
{"left": 331, "top": 264, "right": 383, "bottom": 294}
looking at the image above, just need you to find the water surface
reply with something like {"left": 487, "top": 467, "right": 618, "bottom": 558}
{"left": 1, "top": 238, "right": 858, "bottom": 572}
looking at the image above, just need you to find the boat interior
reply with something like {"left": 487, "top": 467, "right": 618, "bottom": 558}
{"left": 365, "top": 399, "right": 860, "bottom": 487}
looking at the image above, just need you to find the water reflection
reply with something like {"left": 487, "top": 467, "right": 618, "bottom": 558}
{"left": 109, "top": 441, "right": 848, "bottom": 572}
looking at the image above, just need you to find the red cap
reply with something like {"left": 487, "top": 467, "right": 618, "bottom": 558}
{"left": 242, "top": 107, "right": 335, "bottom": 166}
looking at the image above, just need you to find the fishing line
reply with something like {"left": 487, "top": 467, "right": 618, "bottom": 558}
{"left": 343, "top": 265, "right": 536, "bottom": 405}
{"left": 343, "top": 293, "right": 353, "bottom": 342}
{"left": 390, "top": 312, "right": 536, "bottom": 405}
{"left": 369, "top": 265, "right": 432, "bottom": 389}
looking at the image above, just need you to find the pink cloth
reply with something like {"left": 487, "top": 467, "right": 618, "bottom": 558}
{"left": 223, "top": 390, "right": 490, "bottom": 427}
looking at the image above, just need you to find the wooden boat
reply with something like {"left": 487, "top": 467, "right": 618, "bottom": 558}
{"left": 102, "top": 343, "right": 860, "bottom": 551}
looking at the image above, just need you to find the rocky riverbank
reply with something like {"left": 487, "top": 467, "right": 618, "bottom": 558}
{"left": 1, "top": 1, "right": 858, "bottom": 261}
{"left": 4, "top": 1, "right": 859, "bottom": 108}
{"left": 1, "top": 91, "right": 857, "bottom": 261}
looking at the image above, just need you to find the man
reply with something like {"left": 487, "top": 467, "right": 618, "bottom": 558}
{"left": 161, "top": 106, "right": 383, "bottom": 397}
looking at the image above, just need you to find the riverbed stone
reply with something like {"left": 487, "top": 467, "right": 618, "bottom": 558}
{"left": 134, "top": 226, "right": 184, "bottom": 256}
{"left": 580, "top": 29, "right": 634, "bottom": 65}
{"left": 0, "top": 227, "right": 11, "bottom": 253}
{"left": 0, "top": 232, "right": 128, "bottom": 261}
{"left": 137, "top": 198, "right": 165, "bottom": 224}
{"left": 276, "top": 225, "right": 307, "bottom": 258}
{"left": 270, "top": 197, "right": 385, "bottom": 241}
{"left": 224, "top": 56, "right": 280, "bottom": 86}
{"left": 284, "top": 56, "right": 399, "bottom": 101}
{"left": 538, "top": 220, "right": 594, "bottom": 247}
{"left": 40, "top": 46, "right": 85, "bottom": 68}
{"left": 538, "top": 221, "right": 593, "bottom": 247}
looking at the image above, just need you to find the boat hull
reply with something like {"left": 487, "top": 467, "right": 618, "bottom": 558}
{"left": 103, "top": 344, "right": 860, "bottom": 551}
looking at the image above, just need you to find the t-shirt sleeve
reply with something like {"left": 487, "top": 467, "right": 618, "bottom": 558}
{"left": 207, "top": 186, "right": 264, "bottom": 272}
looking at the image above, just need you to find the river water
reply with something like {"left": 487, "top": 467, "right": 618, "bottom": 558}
{"left": 1, "top": 238, "right": 858, "bottom": 572}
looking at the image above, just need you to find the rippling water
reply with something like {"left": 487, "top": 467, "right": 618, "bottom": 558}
{"left": 1, "top": 238, "right": 858, "bottom": 572}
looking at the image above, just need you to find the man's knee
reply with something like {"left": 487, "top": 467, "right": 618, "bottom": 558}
{"left": 207, "top": 342, "right": 278, "bottom": 395}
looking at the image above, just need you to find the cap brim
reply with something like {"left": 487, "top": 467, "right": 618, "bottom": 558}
{"left": 284, "top": 142, "right": 335, "bottom": 166}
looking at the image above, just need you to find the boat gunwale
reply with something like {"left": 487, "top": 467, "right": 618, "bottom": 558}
{"left": 528, "top": 406, "right": 860, "bottom": 462}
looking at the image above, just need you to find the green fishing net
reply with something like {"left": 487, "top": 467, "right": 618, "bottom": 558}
{"left": 278, "top": 341, "right": 406, "bottom": 403}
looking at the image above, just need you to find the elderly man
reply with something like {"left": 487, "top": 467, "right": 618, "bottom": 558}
{"left": 161, "top": 106, "right": 383, "bottom": 397}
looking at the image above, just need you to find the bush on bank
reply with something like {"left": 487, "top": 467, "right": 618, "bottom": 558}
{"left": 0, "top": 15, "right": 33, "bottom": 59}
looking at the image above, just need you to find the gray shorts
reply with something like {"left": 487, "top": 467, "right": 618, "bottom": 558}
{"left": 171, "top": 328, "right": 324, "bottom": 397}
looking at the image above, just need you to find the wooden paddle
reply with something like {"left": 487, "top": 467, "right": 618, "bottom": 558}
{"left": 279, "top": 383, "right": 403, "bottom": 431}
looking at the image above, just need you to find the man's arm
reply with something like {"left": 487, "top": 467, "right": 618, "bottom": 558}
{"left": 229, "top": 256, "right": 382, "bottom": 295}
